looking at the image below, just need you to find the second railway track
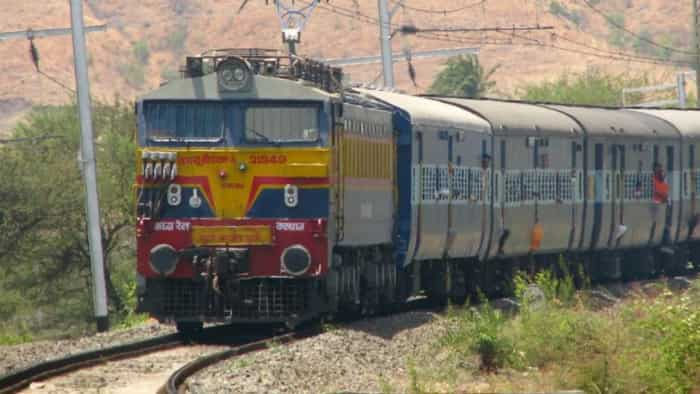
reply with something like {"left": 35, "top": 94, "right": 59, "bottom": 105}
{"left": 0, "top": 332, "right": 184, "bottom": 394}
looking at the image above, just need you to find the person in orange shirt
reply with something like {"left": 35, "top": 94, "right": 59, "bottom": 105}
{"left": 653, "top": 162, "right": 669, "bottom": 205}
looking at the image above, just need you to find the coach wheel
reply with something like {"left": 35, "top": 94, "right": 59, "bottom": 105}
{"left": 176, "top": 321, "right": 203, "bottom": 336}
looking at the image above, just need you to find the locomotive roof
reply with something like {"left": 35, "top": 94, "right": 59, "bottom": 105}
{"left": 355, "top": 89, "right": 490, "bottom": 133}
{"left": 431, "top": 97, "right": 582, "bottom": 137}
{"left": 630, "top": 109, "right": 700, "bottom": 139}
{"left": 139, "top": 72, "right": 335, "bottom": 102}
{"left": 545, "top": 105, "right": 680, "bottom": 138}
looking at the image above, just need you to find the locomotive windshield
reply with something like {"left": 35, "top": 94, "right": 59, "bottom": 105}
{"left": 244, "top": 104, "right": 319, "bottom": 143}
{"left": 144, "top": 102, "right": 225, "bottom": 142}
{"left": 142, "top": 101, "right": 322, "bottom": 145}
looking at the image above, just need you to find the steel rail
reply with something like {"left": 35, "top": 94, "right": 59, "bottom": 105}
{"left": 161, "top": 327, "right": 320, "bottom": 394}
{"left": 0, "top": 332, "right": 184, "bottom": 394}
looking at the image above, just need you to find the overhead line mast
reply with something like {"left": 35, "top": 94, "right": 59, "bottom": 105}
{"left": 0, "top": 13, "right": 109, "bottom": 332}
{"left": 694, "top": 0, "right": 700, "bottom": 108}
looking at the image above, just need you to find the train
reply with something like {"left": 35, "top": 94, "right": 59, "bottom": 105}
{"left": 134, "top": 48, "right": 700, "bottom": 332}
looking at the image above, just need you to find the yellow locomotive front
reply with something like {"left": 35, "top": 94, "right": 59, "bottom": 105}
{"left": 134, "top": 50, "right": 342, "bottom": 330}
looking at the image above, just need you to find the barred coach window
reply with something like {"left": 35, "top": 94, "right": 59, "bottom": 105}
{"left": 244, "top": 105, "right": 319, "bottom": 143}
{"left": 144, "top": 102, "right": 224, "bottom": 141}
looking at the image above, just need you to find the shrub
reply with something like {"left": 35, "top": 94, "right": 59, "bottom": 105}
{"left": 133, "top": 40, "right": 150, "bottom": 65}
{"left": 121, "top": 62, "right": 146, "bottom": 88}
{"left": 607, "top": 12, "right": 628, "bottom": 48}
{"left": 166, "top": 25, "right": 188, "bottom": 52}
{"left": 441, "top": 299, "right": 514, "bottom": 371}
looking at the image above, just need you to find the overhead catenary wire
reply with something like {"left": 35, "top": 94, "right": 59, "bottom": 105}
{"left": 392, "top": 0, "right": 486, "bottom": 15}
{"left": 574, "top": 0, "right": 697, "bottom": 56}
{"left": 316, "top": 1, "right": 691, "bottom": 67}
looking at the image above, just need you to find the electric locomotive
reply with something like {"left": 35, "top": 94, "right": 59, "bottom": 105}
{"left": 135, "top": 49, "right": 343, "bottom": 331}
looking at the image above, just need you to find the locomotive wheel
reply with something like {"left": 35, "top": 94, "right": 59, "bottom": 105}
{"left": 176, "top": 321, "right": 203, "bottom": 336}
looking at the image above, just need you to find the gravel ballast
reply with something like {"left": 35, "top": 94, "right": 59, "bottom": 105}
{"left": 0, "top": 322, "right": 175, "bottom": 377}
{"left": 188, "top": 311, "right": 448, "bottom": 394}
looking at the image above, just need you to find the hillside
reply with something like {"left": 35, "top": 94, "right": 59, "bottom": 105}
{"left": 0, "top": 0, "right": 696, "bottom": 132}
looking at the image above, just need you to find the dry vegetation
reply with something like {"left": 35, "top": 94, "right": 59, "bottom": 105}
{"left": 0, "top": 0, "right": 693, "bottom": 110}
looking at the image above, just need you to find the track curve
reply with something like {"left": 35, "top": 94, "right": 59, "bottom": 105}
{"left": 161, "top": 327, "right": 321, "bottom": 394}
{"left": 0, "top": 332, "right": 184, "bottom": 394}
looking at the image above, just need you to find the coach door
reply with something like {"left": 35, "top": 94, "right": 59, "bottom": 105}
{"left": 609, "top": 144, "right": 625, "bottom": 248}
{"left": 590, "top": 142, "right": 605, "bottom": 250}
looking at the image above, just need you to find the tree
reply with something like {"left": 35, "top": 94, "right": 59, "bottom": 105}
{"left": 0, "top": 99, "right": 136, "bottom": 335}
{"left": 428, "top": 55, "right": 500, "bottom": 98}
{"left": 517, "top": 67, "right": 650, "bottom": 107}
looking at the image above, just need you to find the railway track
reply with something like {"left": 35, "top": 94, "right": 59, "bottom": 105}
{"left": 0, "top": 332, "right": 184, "bottom": 394}
{"left": 160, "top": 326, "right": 321, "bottom": 394}
{"left": 1, "top": 275, "right": 693, "bottom": 394}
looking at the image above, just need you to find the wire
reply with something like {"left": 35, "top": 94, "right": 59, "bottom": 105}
{"left": 574, "top": 0, "right": 696, "bottom": 56}
{"left": 496, "top": 30, "right": 693, "bottom": 66}
{"left": 37, "top": 70, "right": 76, "bottom": 95}
{"left": 400, "top": 25, "right": 555, "bottom": 34}
{"left": 393, "top": 0, "right": 486, "bottom": 15}
{"left": 550, "top": 32, "right": 693, "bottom": 67}
{"left": 317, "top": 1, "right": 690, "bottom": 67}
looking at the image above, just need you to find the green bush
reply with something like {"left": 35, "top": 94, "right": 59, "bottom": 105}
{"left": 441, "top": 297, "right": 515, "bottom": 371}
{"left": 0, "top": 100, "right": 138, "bottom": 339}
{"left": 518, "top": 68, "right": 650, "bottom": 106}
{"left": 549, "top": 1, "right": 586, "bottom": 28}
{"left": 435, "top": 275, "right": 700, "bottom": 393}
{"left": 121, "top": 62, "right": 146, "bottom": 88}
{"left": 607, "top": 12, "right": 628, "bottom": 48}
{"left": 133, "top": 40, "right": 150, "bottom": 65}
{"left": 165, "top": 25, "right": 188, "bottom": 52}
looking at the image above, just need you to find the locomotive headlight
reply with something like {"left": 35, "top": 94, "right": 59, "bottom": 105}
{"left": 217, "top": 57, "right": 252, "bottom": 92}
{"left": 149, "top": 244, "right": 179, "bottom": 276}
{"left": 144, "top": 162, "right": 154, "bottom": 180}
{"left": 284, "top": 184, "right": 299, "bottom": 208}
{"left": 281, "top": 245, "right": 311, "bottom": 276}
{"left": 154, "top": 162, "right": 163, "bottom": 179}
{"left": 163, "top": 162, "right": 172, "bottom": 180}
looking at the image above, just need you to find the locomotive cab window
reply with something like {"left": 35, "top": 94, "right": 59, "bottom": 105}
{"left": 244, "top": 104, "right": 320, "bottom": 143}
{"left": 144, "top": 101, "right": 224, "bottom": 142}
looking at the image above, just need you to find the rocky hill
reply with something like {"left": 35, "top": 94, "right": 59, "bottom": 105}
{"left": 0, "top": 0, "right": 696, "bottom": 133}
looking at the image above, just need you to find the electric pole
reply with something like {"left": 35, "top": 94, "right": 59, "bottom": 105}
{"left": 0, "top": 12, "right": 109, "bottom": 333}
{"left": 694, "top": 0, "right": 700, "bottom": 108}
{"left": 69, "top": 0, "right": 109, "bottom": 332}
{"left": 378, "top": 0, "right": 396, "bottom": 88}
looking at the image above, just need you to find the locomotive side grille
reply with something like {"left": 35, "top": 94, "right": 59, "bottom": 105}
{"left": 227, "top": 279, "right": 309, "bottom": 320}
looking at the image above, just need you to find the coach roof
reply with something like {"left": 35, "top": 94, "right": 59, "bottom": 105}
{"left": 356, "top": 89, "right": 491, "bottom": 133}
{"left": 547, "top": 105, "right": 679, "bottom": 139}
{"left": 433, "top": 97, "right": 582, "bottom": 137}
{"left": 631, "top": 109, "right": 700, "bottom": 139}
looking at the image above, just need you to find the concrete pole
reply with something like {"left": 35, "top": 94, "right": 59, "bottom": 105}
{"left": 69, "top": 0, "right": 109, "bottom": 332}
{"left": 378, "top": 0, "right": 394, "bottom": 89}
{"left": 694, "top": 0, "right": 700, "bottom": 108}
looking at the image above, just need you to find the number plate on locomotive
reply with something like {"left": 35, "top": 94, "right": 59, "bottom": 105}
{"left": 192, "top": 225, "right": 272, "bottom": 246}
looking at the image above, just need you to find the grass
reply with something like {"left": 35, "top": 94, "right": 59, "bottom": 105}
{"left": 0, "top": 332, "right": 33, "bottom": 346}
{"left": 403, "top": 272, "right": 700, "bottom": 394}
